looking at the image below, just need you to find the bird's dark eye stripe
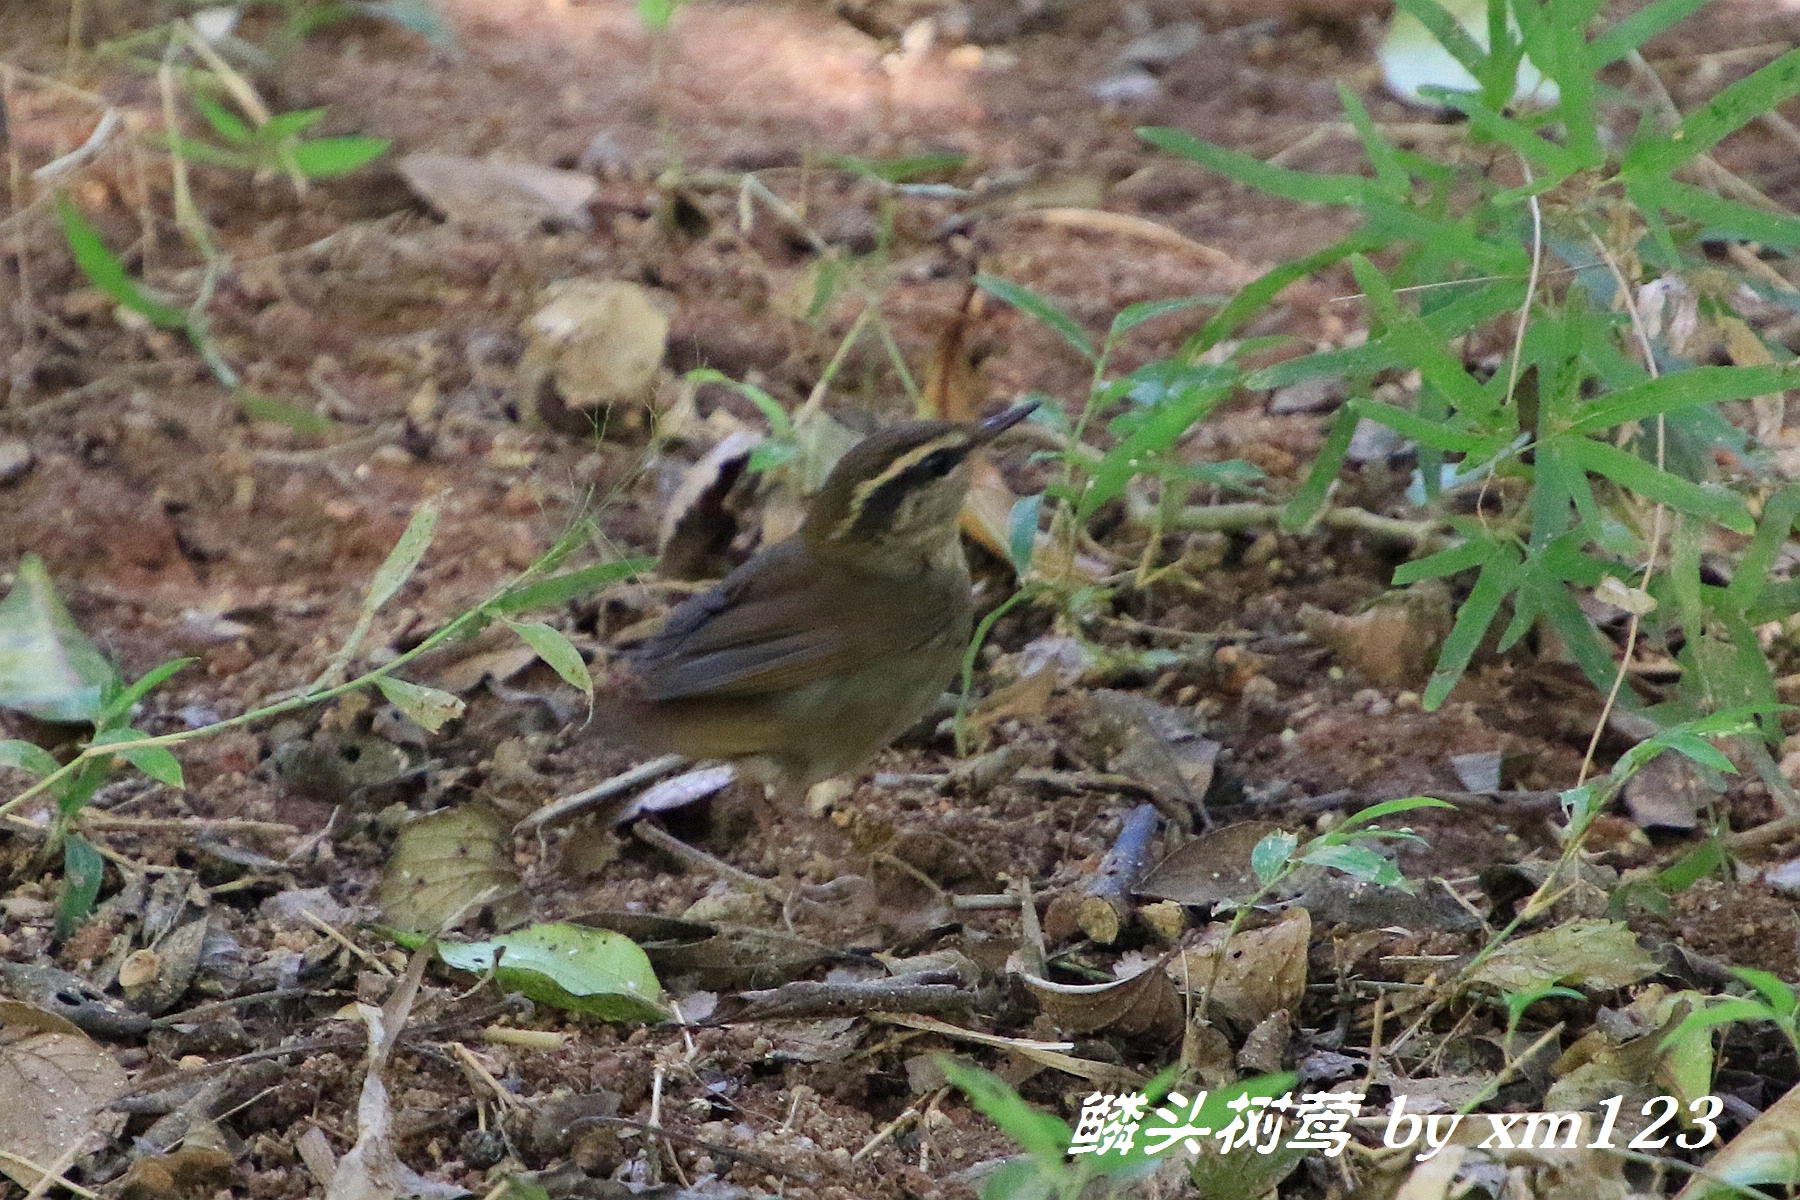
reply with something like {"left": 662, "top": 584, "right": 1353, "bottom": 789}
{"left": 918, "top": 448, "right": 958, "bottom": 476}
{"left": 846, "top": 446, "right": 968, "bottom": 536}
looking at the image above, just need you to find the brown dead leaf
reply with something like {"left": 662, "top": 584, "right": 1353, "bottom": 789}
{"left": 377, "top": 801, "right": 525, "bottom": 934}
{"left": 1168, "top": 909, "right": 1311, "bottom": 1030}
{"left": 396, "top": 151, "right": 595, "bottom": 229}
{"left": 0, "top": 1007, "right": 129, "bottom": 1188}
{"left": 519, "top": 279, "right": 670, "bottom": 423}
{"left": 1021, "top": 959, "right": 1184, "bottom": 1040}
{"left": 1297, "top": 580, "right": 1453, "bottom": 688}
{"left": 1140, "top": 821, "right": 1282, "bottom": 907}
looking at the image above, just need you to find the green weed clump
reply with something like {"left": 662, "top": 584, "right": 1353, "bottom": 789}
{"left": 993, "top": 0, "right": 1800, "bottom": 740}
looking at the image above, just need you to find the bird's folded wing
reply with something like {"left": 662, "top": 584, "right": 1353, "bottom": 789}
{"left": 631, "top": 546, "right": 957, "bottom": 701}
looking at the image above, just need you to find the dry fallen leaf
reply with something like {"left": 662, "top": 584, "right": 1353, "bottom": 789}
{"left": 0, "top": 1003, "right": 129, "bottom": 1189}
{"left": 1168, "top": 908, "right": 1311, "bottom": 1030}
{"left": 377, "top": 801, "right": 525, "bottom": 934}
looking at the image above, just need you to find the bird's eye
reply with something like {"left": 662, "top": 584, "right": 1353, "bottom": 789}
{"left": 918, "top": 448, "right": 959, "bottom": 476}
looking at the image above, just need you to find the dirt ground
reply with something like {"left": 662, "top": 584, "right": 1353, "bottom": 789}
{"left": 5, "top": 1, "right": 1800, "bottom": 1198}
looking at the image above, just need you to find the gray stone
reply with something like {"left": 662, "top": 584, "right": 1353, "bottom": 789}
{"left": 0, "top": 440, "right": 34, "bottom": 485}
{"left": 1269, "top": 375, "right": 1348, "bottom": 415}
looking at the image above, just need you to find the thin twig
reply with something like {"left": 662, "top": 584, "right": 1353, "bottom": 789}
{"left": 631, "top": 819, "right": 786, "bottom": 900}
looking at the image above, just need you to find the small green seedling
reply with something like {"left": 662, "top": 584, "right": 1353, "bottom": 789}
{"left": 171, "top": 89, "right": 388, "bottom": 186}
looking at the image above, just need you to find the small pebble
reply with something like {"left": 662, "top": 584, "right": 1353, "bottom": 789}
{"left": 0, "top": 440, "right": 35, "bottom": 485}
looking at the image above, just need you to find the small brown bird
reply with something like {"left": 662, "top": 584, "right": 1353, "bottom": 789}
{"left": 623, "top": 402, "right": 1038, "bottom": 801}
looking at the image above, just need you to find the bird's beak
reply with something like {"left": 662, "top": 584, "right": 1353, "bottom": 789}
{"left": 974, "top": 400, "right": 1041, "bottom": 443}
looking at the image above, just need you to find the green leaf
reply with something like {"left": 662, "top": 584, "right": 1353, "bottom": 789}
{"left": 636, "top": 0, "right": 678, "bottom": 28}
{"left": 1660, "top": 997, "right": 1782, "bottom": 1053}
{"left": 822, "top": 151, "right": 965, "bottom": 184}
{"left": 1392, "top": 535, "right": 1489, "bottom": 586}
{"left": 374, "top": 676, "right": 466, "bottom": 733}
{"left": 1561, "top": 437, "right": 1753, "bottom": 534}
{"left": 503, "top": 619, "right": 592, "bottom": 700}
{"left": 1623, "top": 45, "right": 1800, "bottom": 177}
{"left": 261, "top": 107, "right": 331, "bottom": 139}
{"left": 288, "top": 135, "right": 390, "bottom": 178}
{"left": 163, "top": 134, "right": 255, "bottom": 170}
{"left": 939, "top": 1060, "right": 1072, "bottom": 1162}
{"left": 1335, "top": 795, "right": 1456, "bottom": 829}
{"left": 0, "top": 740, "right": 59, "bottom": 777}
{"left": 56, "top": 835, "right": 105, "bottom": 939}
{"left": 1248, "top": 278, "right": 1525, "bottom": 390}
{"left": 1565, "top": 364, "right": 1800, "bottom": 435}
{"left": 974, "top": 275, "right": 1095, "bottom": 361}
{"left": 1345, "top": 398, "right": 1481, "bottom": 454}
{"left": 1335, "top": 83, "right": 1410, "bottom": 197}
{"left": 1628, "top": 175, "right": 1800, "bottom": 250}
{"left": 1655, "top": 839, "right": 1726, "bottom": 892}
{"left": 1726, "top": 487, "right": 1800, "bottom": 613}
{"left": 1350, "top": 256, "right": 1493, "bottom": 417}
{"left": 238, "top": 389, "right": 337, "bottom": 434}
{"left": 1184, "top": 233, "right": 1376, "bottom": 357}
{"left": 0, "top": 554, "right": 119, "bottom": 724}
{"left": 434, "top": 922, "right": 666, "bottom": 1022}
{"left": 1140, "top": 127, "right": 1373, "bottom": 208}
{"left": 1300, "top": 842, "right": 1412, "bottom": 892}
{"left": 96, "top": 657, "right": 195, "bottom": 729}
{"left": 1108, "top": 295, "right": 1221, "bottom": 339}
{"left": 1077, "top": 370, "right": 1233, "bottom": 521}
{"left": 1281, "top": 404, "right": 1358, "bottom": 531}
{"left": 1006, "top": 493, "right": 1042, "bottom": 577}
{"left": 1425, "top": 544, "right": 1522, "bottom": 709}
{"left": 487, "top": 557, "right": 657, "bottom": 615}
{"left": 89, "top": 728, "right": 184, "bottom": 788}
{"left": 1251, "top": 830, "right": 1298, "bottom": 885}
{"left": 1736, "top": 967, "right": 1800, "bottom": 1020}
{"left": 1433, "top": 90, "right": 1579, "bottom": 176}
{"left": 1588, "top": 0, "right": 1709, "bottom": 66}
{"left": 368, "top": 497, "right": 440, "bottom": 614}
{"left": 190, "top": 90, "right": 251, "bottom": 144}
{"left": 56, "top": 196, "right": 190, "bottom": 331}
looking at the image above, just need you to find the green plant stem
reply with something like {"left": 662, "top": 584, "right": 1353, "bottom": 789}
{"left": 0, "top": 545, "right": 595, "bottom": 821}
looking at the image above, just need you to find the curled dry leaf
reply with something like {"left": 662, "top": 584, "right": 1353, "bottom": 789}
{"left": 1672, "top": 1076, "right": 1800, "bottom": 1199}
{"left": 657, "top": 429, "right": 760, "bottom": 581}
{"left": 1168, "top": 908, "right": 1311, "bottom": 1030}
{"left": 1020, "top": 958, "right": 1185, "bottom": 1040}
{"left": 0, "top": 1001, "right": 129, "bottom": 1188}
{"left": 377, "top": 801, "right": 525, "bottom": 934}
{"left": 1297, "top": 580, "right": 1454, "bottom": 689}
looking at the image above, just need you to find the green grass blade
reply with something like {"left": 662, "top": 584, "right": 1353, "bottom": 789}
{"left": 975, "top": 274, "right": 1095, "bottom": 361}
{"left": 56, "top": 196, "right": 189, "bottom": 330}
{"left": 1588, "top": 0, "right": 1709, "bottom": 66}
{"left": 1138, "top": 127, "right": 1373, "bottom": 207}
{"left": 1623, "top": 45, "right": 1800, "bottom": 177}
{"left": 1424, "top": 544, "right": 1521, "bottom": 710}
{"left": 1563, "top": 437, "right": 1753, "bottom": 534}
{"left": 1565, "top": 364, "right": 1800, "bottom": 435}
